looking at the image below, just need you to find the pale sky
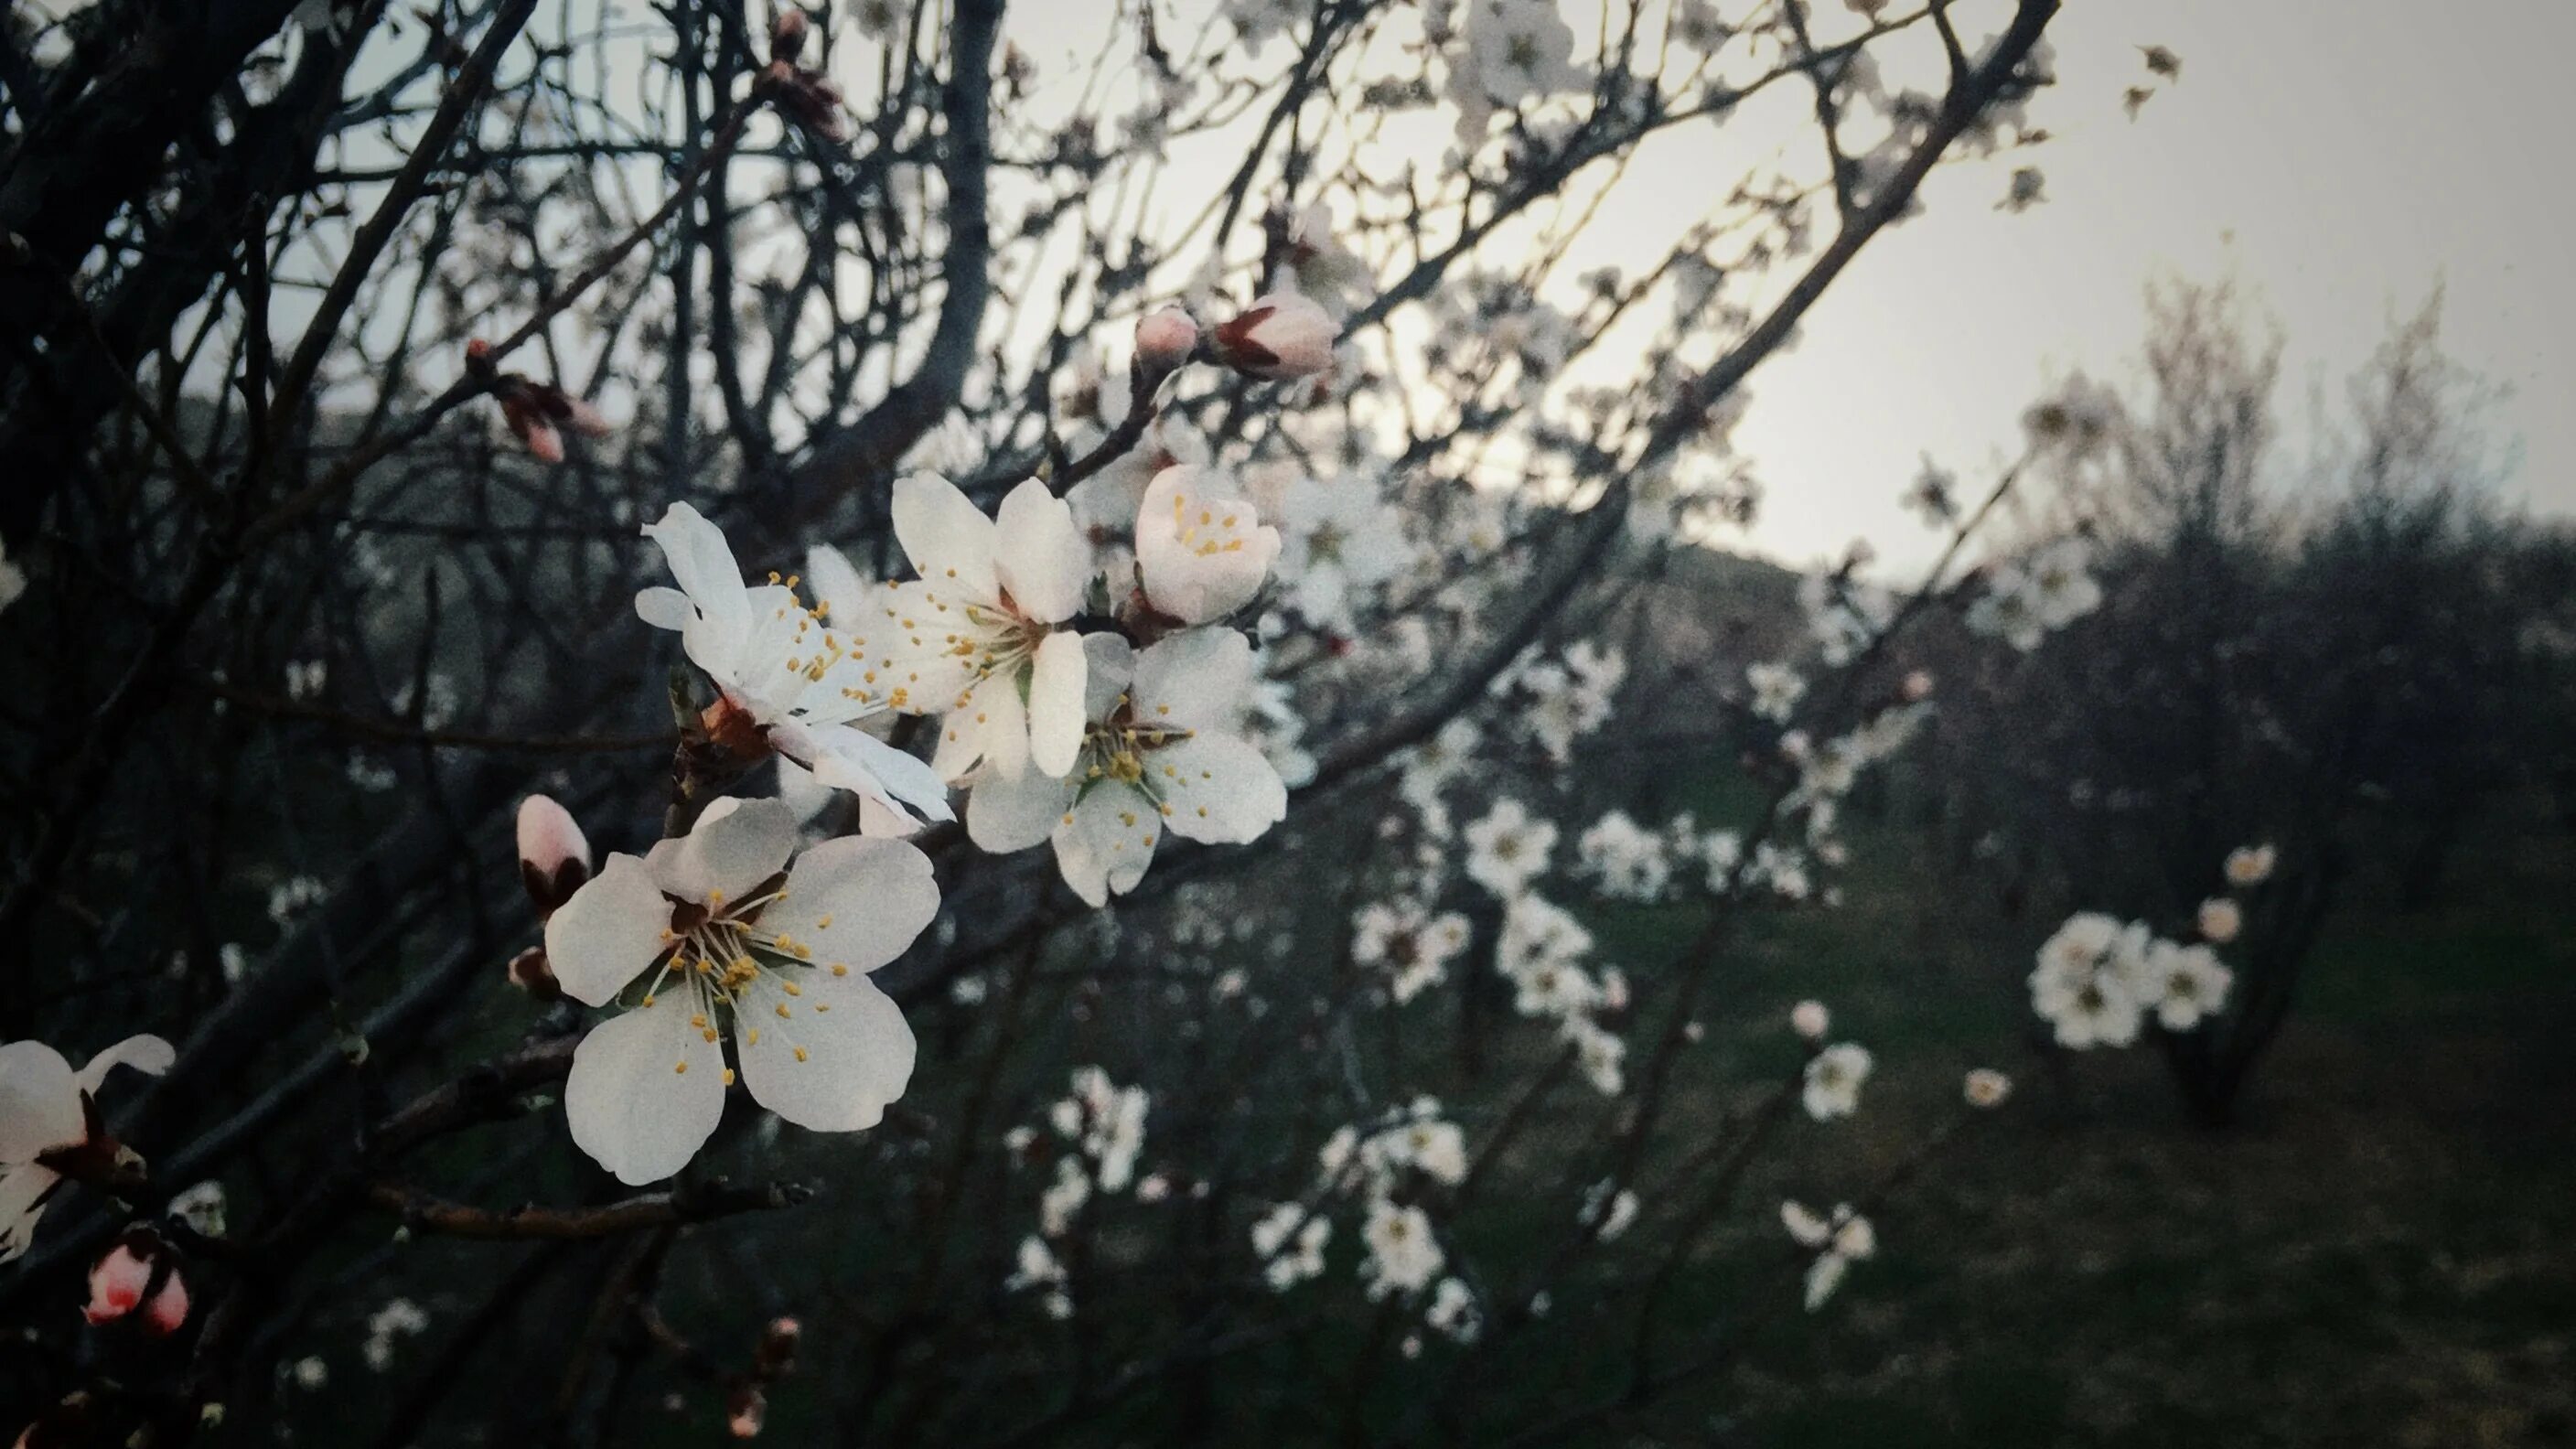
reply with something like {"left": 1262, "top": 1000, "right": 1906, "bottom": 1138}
{"left": 1723, "top": 0, "right": 2576, "bottom": 569}
{"left": 1002, "top": 0, "right": 2576, "bottom": 572}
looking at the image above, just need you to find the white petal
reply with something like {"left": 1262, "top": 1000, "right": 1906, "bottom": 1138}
{"left": 544, "top": 854, "right": 678, "bottom": 1007}
{"left": 654, "top": 798, "right": 799, "bottom": 907}
{"left": 1052, "top": 783, "right": 1158, "bottom": 906}
{"left": 803, "top": 542, "right": 874, "bottom": 623}
{"left": 736, "top": 968, "right": 915, "bottom": 1133}
{"left": 1804, "top": 1252, "right": 1849, "bottom": 1311}
{"left": 634, "top": 586, "right": 695, "bottom": 632}
{"left": 892, "top": 473, "right": 998, "bottom": 602}
{"left": 1131, "top": 628, "right": 1257, "bottom": 729}
{"left": 774, "top": 755, "right": 834, "bottom": 825}
{"left": 1082, "top": 632, "right": 1136, "bottom": 715}
{"left": 1025, "top": 630, "right": 1089, "bottom": 777}
{"left": 73, "top": 1035, "right": 175, "bottom": 1097}
{"left": 642, "top": 502, "right": 752, "bottom": 675}
{"left": 0, "top": 1042, "right": 83, "bottom": 1163}
{"left": 785, "top": 722, "right": 955, "bottom": 823}
{"left": 967, "top": 766, "right": 1077, "bottom": 853}
{"left": 992, "top": 479, "right": 1093, "bottom": 624}
{"left": 932, "top": 671, "right": 1025, "bottom": 784}
{"left": 776, "top": 837, "right": 940, "bottom": 975}
{"left": 564, "top": 999, "right": 727, "bottom": 1186}
{"left": 1153, "top": 733, "right": 1286, "bottom": 844}
{"left": 0, "top": 1164, "right": 61, "bottom": 1262}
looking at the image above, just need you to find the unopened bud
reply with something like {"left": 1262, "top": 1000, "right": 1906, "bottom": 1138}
{"left": 1211, "top": 291, "right": 1336, "bottom": 381}
{"left": 1790, "top": 1000, "right": 1830, "bottom": 1041}
{"left": 516, "top": 794, "right": 592, "bottom": 916}
{"left": 84, "top": 1231, "right": 188, "bottom": 1336}
{"left": 755, "top": 1315, "right": 801, "bottom": 1376}
{"left": 507, "top": 946, "right": 564, "bottom": 1003}
{"left": 770, "top": 8, "right": 810, "bottom": 63}
{"left": 1134, "top": 306, "right": 1199, "bottom": 374}
{"left": 2195, "top": 897, "right": 2241, "bottom": 944}
{"left": 1901, "top": 670, "right": 1934, "bottom": 702}
{"left": 726, "top": 1384, "right": 767, "bottom": 1439}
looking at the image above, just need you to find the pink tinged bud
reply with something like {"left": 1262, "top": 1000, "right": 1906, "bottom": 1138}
{"left": 770, "top": 7, "right": 810, "bottom": 62}
{"left": 517, "top": 794, "right": 592, "bottom": 915}
{"left": 1212, "top": 292, "right": 1337, "bottom": 381}
{"left": 84, "top": 1234, "right": 187, "bottom": 1334}
{"left": 556, "top": 395, "right": 616, "bottom": 439}
{"left": 755, "top": 1315, "right": 801, "bottom": 1375}
{"left": 726, "top": 1384, "right": 767, "bottom": 1438}
{"left": 142, "top": 1274, "right": 189, "bottom": 1336}
{"left": 505, "top": 398, "right": 565, "bottom": 463}
{"left": 1791, "top": 1001, "right": 1830, "bottom": 1040}
{"left": 1134, "top": 306, "right": 1200, "bottom": 372}
{"left": 1902, "top": 670, "right": 1934, "bottom": 702}
{"left": 84, "top": 1242, "right": 153, "bottom": 1326}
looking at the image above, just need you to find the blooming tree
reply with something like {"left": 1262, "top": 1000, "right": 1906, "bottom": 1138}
{"left": 0, "top": 0, "right": 2117, "bottom": 1442}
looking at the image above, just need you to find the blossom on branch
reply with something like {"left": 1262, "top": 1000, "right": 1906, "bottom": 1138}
{"left": 636, "top": 501, "right": 953, "bottom": 827}
{"left": 0, "top": 1035, "right": 175, "bottom": 1261}
{"left": 964, "top": 630, "right": 1286, "bottom": 905}
{"left": 545, "top": 798, "right": 938, "bottom": 1184}
{"left": 872, "top": 475, "right": 1098, "bottom": 781}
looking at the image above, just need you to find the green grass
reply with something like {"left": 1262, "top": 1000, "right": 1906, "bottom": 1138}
{"left": 1594, "top": 795, "right": 2576, "bottom": 1449}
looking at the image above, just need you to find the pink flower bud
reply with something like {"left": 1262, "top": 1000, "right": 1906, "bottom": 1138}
{"left": 1901, "top": 670, "right": 1934, "bottom": 702}
{"left": 1211, "top": 292, "right": 1337, "bottom": 381}
{"left": 756, "top": 1315, "right": 802, "bottom": 1375}
{"left": 1790, "top": 1001, "right": 1830, "bottom": 1041}
{"left": 1134, "top": 306, "right": 1200, "bottom": 373}
{"left": 516, "top": 794, "right": 591, "bottom": 916}
{"left": 83, "top": 1241, "right": 152, "bottom": 1326}
{"left": 84, "top": 1233, "right": 188, "bottom": 1336}
{"left": 726, "top": 1384, "right": 767, "bottom": 1439}
{"left": 770, "top": 7, "right": 810, "bottom": 63}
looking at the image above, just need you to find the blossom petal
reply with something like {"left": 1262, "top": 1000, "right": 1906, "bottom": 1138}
{"left": 932, "top": 671, "right": 1025, "bottom": 784}
{"left": 653, "top": 797, "right": 799, "bottom": 907}
{"left": 892, "top": 473, "right": 998, "bottom": 602}
{"left": 564, "top": 999, "right": 727, "bottom": 1186}
{"left": 803, "top": 542, "right": 874, "bottom": 624}
{"left": 967, "top": 766, "right": 1076, "bottom": 854}
{"left": 634, "top": 586, "right": 695, "bottom": 632}
{"left": 776, "top": 837, "right": 940, "bottom": 976}
{"left": 735, "top": 967, "right": 915, "bottom": 1133}
{"left": 0, "top": 1043, "right": 83, "bottom": 1164}
{"left": 783, "top": 723, "right": 955, "bottom": 824}
{"left": 992, "top": 479, "right": 1092, "bottom": 624}
{"left": 0, "top": 1164, "right": 62, "bottom": 1262}
{"left": 73, "top": 1035, "right": 175, "bottom": 1097}
{"left": 1082, "top": 632, "right": 1136, "bottom": 714}
{"left": 544, "top": 854, "right": 678, "bottom": 1007}
{"left": 1052, "top": 783, "right": 1157, "bottom": 907}
{"left": 1132, "top": 628, "right": 1257, "bottom": 730}
{"left": 1026, "top": 629, "right": 1089, "bottom": 777}
{"left": 1153, "top": 733, "right": 1286, "bottom": 844}
{"left": 642, "top": 502, "right": 753, "bottom": 678}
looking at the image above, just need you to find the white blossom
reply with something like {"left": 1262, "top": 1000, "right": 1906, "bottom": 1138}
{"left": 966, "top": 630, "right": 1288, "bottom": 906}
{"left": 545, "top": 799, "right": 936, "bottom": 1184}
{"left": 636, "top": 502, "right": 951, "bottom": 827}
{"left": 1801, "top": 1043, "right": 1873, "bottom": 1121}
{"left": 1, "top": 1035, "right": 175, "bottom": 1261}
